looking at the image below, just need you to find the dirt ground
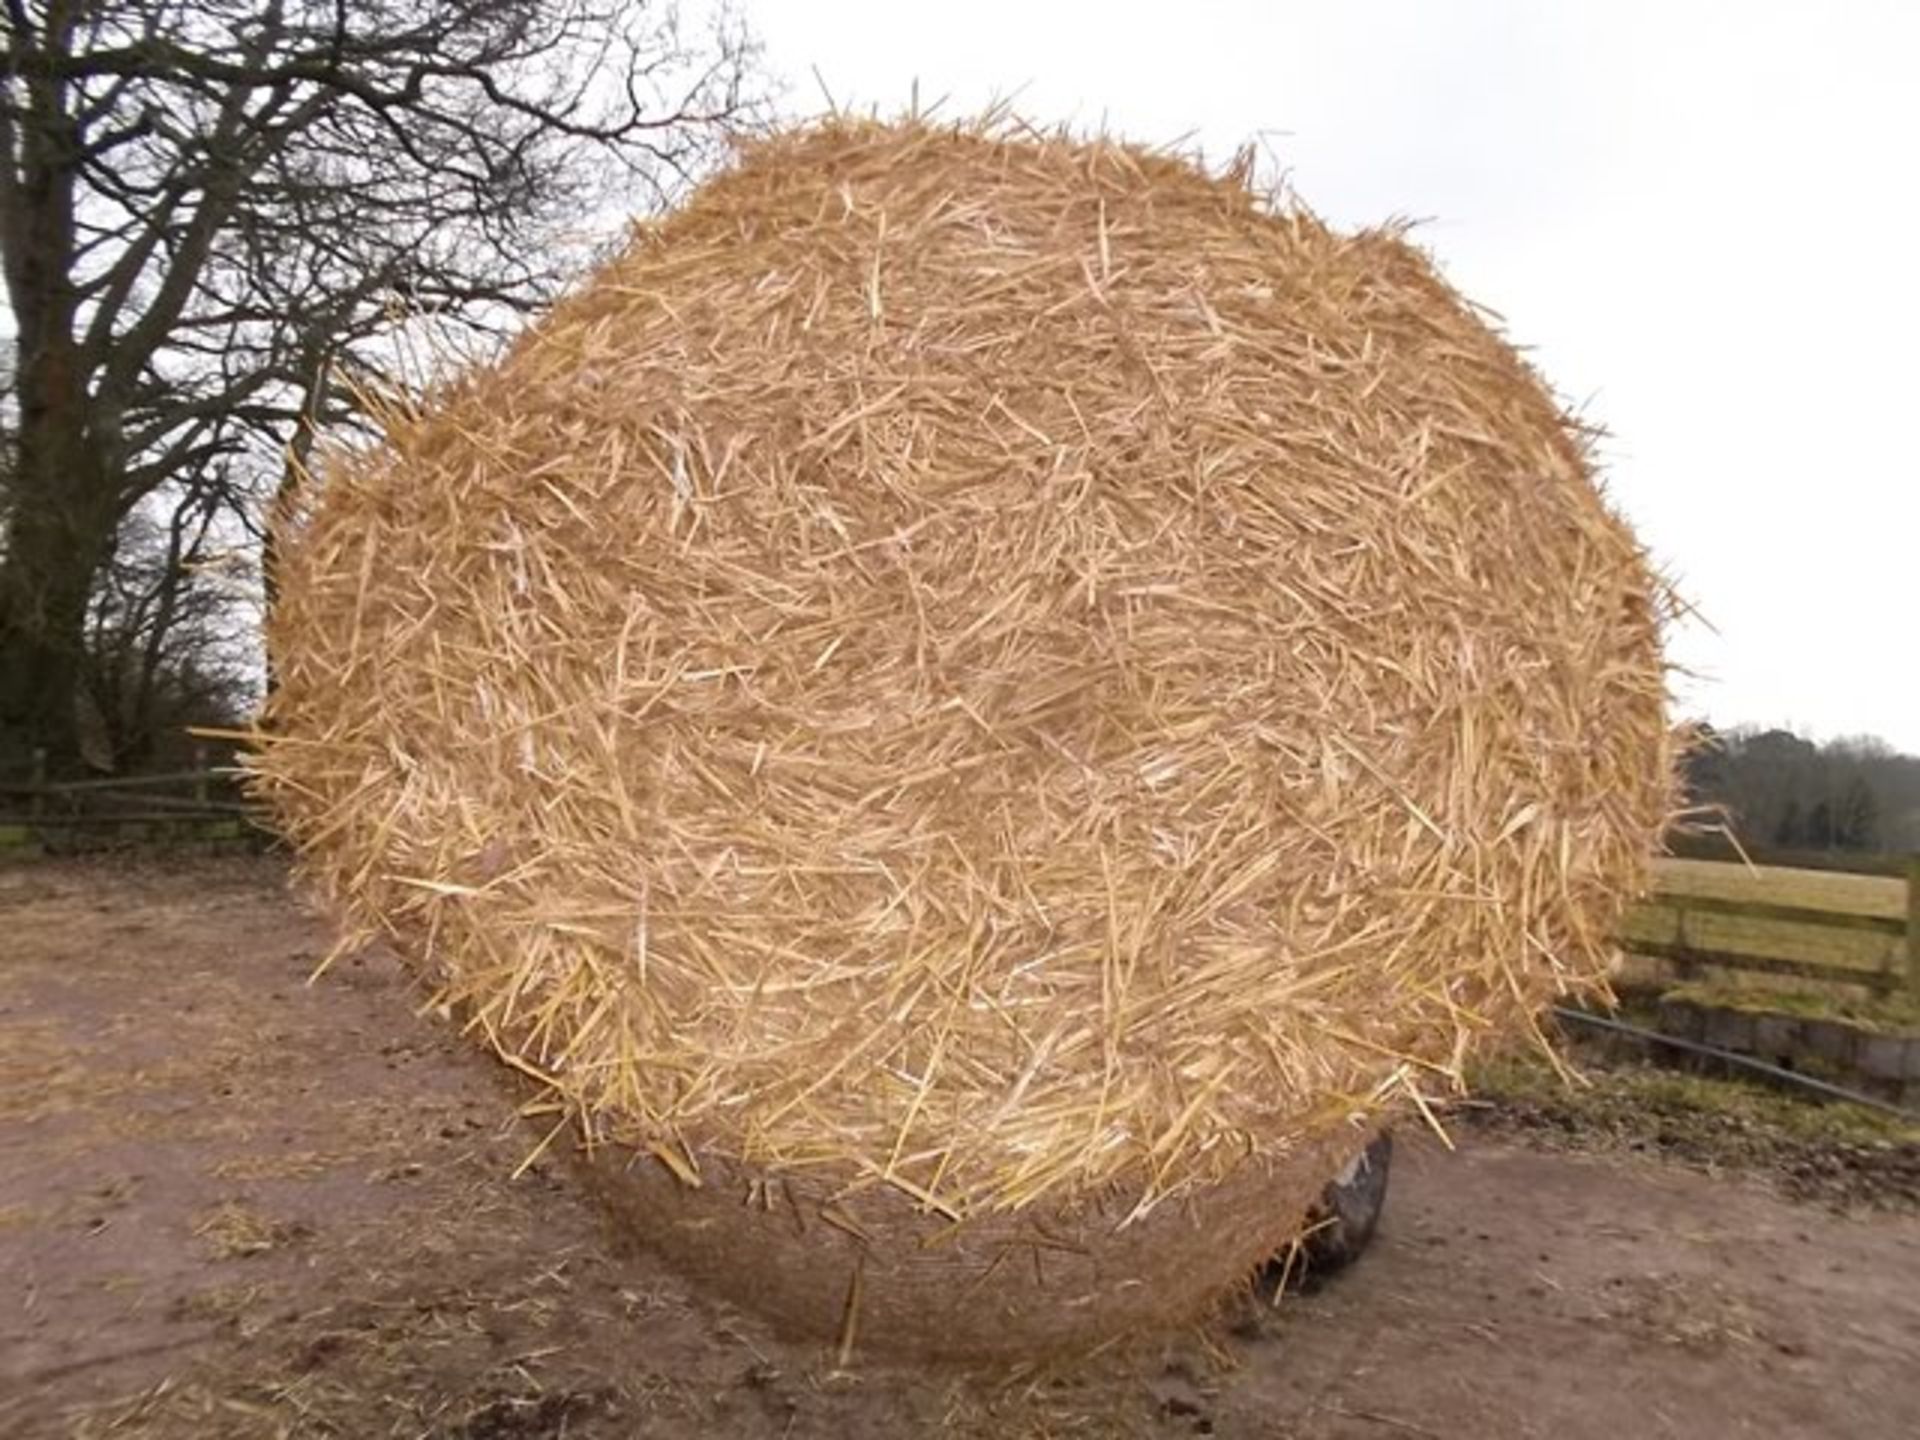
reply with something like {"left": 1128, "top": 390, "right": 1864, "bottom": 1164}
{"left": 3, "top": 858, "right": 1917, "bottom": 1439}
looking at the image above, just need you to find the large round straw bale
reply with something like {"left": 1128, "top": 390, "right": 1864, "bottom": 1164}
{"left": 254, "top": 117, "right": 1676, "bottom": 1357}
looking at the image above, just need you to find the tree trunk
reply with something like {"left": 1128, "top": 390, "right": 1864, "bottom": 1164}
{"left": 0, "top": 61, "right": 119, "bottom": 775}
{"left": 0, "top": 409, "right": 120, "bottom": 774}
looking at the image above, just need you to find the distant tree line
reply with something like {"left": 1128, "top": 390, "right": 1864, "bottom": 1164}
{"left": 1682, "top": 725, "right": 1920, "bottom": 857}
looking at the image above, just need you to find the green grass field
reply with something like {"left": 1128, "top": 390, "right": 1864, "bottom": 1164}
{"left": 1619, "top": 857, "right": 1910, "bottom": 984}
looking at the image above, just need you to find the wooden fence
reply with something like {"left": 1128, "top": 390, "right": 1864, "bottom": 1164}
{"left": 1621, "top": 858, "right": 1920, "bottom": 1001}
{"left": 0, "top": 750, "right": 263, "bottom": 851}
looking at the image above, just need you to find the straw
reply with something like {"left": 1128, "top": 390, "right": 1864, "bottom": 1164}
{"left": 250, "top": 115, "right": 1678, "bottom": 1228}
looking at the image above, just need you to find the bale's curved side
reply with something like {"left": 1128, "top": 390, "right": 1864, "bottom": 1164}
{"left": 569, "top": 1129, "right": 1370, "bottom": 1359}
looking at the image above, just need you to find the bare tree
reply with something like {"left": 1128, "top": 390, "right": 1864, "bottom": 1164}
{"left": 1, "top": 0, "right": 758, "bottom": 770}
{"left": 82, "top": 486, "right": 258, "bottom": 768}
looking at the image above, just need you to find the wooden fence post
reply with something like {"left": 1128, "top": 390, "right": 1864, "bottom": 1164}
{"left": 28, "top": 747, "right": 46, "bottom": 822}
{"left": 1907, "top": 855, "right": 1920, "bottom": 1002}
{"left": 193, "top": 743, "right": 209, "bottom": 806}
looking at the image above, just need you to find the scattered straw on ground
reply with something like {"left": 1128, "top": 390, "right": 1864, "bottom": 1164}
{"left": 252, "top": 115, "right": 1676, "bottom": 1218}
{"left": 193, "top": 1202, "right": 309, "bottom": 1260}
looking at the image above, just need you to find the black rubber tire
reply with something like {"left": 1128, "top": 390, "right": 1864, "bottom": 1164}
{"left": 1258, "top": 1131, "right": 1393, "bottom": 1296}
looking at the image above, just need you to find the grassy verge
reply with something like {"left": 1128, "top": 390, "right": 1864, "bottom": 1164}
{"left": 1460, "top": 1047, "right": 1919, "bottom": 1212}
{"left": 1657, "top": 980, "right": 1920, "bottom": 1033}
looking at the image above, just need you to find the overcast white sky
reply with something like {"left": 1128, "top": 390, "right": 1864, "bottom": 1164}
{"left": 757, "top": 1, "right": 1919, "bottom": 751}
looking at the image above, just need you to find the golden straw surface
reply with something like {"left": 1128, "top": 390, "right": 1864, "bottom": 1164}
{"left": 253, "top": 116, "right": 1676, "bottom": 1222}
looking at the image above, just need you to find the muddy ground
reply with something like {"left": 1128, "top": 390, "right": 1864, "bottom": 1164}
{"left": 3, "top": 857, "right": 1916, "bottom": 1439}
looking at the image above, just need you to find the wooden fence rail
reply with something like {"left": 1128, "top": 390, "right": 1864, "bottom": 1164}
{"left": 0, "top": 748, "right": 263, "bottom": 849}
{"left": 1619, "top": 855, "right": 1920, "bottom": 1002}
